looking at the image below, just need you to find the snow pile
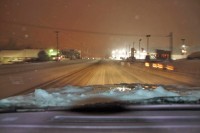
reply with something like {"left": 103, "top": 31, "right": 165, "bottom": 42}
{"left": 173, "top": 59, "right": 200, "bottom": 76}
{"left": 0, "top": 85, "right": 200, "bottom": 108}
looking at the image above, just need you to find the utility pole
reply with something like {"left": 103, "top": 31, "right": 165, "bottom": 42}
{"left": 146, "top": 35, "right": 151, "bottom": 53}
{"left": 55, "top": 31, "right": 59, "bottom": 61}
{"left": 169, "top": 32, "right": 173, "bottom": 54}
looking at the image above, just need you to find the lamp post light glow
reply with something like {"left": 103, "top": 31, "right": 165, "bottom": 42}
{"left": 181, "top": 39, "right": 187, "bottom": 55}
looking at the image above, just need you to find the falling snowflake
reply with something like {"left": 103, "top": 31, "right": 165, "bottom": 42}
{"left": 22, "top": 27, "right": 27, "bottom": 31}
{"left": 16, "top": 2, "right": 20, "bottom": 6}
{"left": 6, "top": 11, "right": 10, "bottom": 15}
{"left": 12, "top": 32, "right": 16, "bottom": 35}
{"left": 24, "top": 34, "right": 29, "bottom": 38}
{"left": 134, "top": 15, "right": 140, "bottom": 20}
{"left": 87, "top": 4, "right": 91, "bottom": 7}
{"left": 64, "top": 5, "right": 68, "bottom": 8}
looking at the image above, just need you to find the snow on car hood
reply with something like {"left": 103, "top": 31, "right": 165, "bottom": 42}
{"left": 0, "top": 84, "right": 200, "bottom": 108}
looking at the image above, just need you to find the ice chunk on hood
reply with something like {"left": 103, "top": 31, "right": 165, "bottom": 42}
{"left": 35, "top": 89, "right": 56, "bottom": 106}
{"left": 0, "top": 85, "right": 199, "bottom": 108}
{"left": 119, "top": 86, "right": 179, "bottom": 101}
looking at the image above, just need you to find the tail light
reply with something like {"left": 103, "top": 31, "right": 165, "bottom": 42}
{"left": 145, "top": 62, "right": 150, "bottom": 67}
{"left": 166, "top": 65, "right": 174, "bottom": 71}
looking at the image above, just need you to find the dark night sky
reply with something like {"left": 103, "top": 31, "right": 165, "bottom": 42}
{"left": 0, "top": 0, "right": 200, "bottom": 57}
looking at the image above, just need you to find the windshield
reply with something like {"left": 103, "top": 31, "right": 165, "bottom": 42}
{"left": 0, "top": 0, "right": 200, "bottom": 109}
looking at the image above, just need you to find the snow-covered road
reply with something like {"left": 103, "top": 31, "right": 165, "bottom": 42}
{"left": 0, "top": 59, "right": 199, "bottom": 99}
{"left": 0, "top": 60, "right": 98, "bottom": 99}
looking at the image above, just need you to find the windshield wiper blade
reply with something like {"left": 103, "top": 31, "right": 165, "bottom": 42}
{"left": 0, "top": 106, "right": 73, "bottom": 113}
{"left": 0, "top": 107, "right": 46, "bottom": 113}
{"left": 0, "top": 96, "right": 199, "bottom": 113}
{"left": 136, "top": 96, "right": 200, "bottom": 104}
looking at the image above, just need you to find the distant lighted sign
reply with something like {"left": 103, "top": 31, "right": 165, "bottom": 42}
{"left": 48, "top": 49, "right": 59, "bottom": 56}
{"left": 111, "top": 49, "right": 127, "bottom": 60}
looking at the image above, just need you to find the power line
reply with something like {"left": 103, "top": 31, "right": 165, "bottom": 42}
{"left": 0, "top": 20, "right": 169, "bottom": 37}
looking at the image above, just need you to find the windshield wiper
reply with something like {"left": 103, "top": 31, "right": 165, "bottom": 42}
{"left": 125, "top": 96, "right": 200, "bottom": 105}
{"left": 0, "top": 96, "right": 199, "bottom": 113}
{"left": 0, "top": 107, "right": 46, "bottom": 113}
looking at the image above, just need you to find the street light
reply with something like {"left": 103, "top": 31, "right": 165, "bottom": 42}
{"left": 181, "top": 39, "right": 187, "bottom": 55}
{"left": 55, "top": 31, "right": 59, "bottom": 61}
{"left": 146, "top": 35, "right": 151, "bottom": 53}
{"left": 139, "top": 39, "right": 142, "bottom": 59}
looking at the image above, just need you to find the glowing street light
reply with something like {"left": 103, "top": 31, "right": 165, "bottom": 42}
{"left": 49, "top": 49, "right": 54, "bottom": 53}
{"left": 181, "top": 39, "right": 187, "bottom": 55}
{"left": 112, "top": 50, "right": 115, "bottom": 54}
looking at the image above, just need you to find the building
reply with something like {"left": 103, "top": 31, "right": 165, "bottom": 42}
{"left": 0, "top": 49, "right": 42, "bottom": 64}
{"left": 61, "top": 49, "right": 81, "bottom": 60}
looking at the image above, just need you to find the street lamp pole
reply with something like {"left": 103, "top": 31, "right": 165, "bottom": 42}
{"left": 139, "top": 39, "right": 142, "bottom": 59}
{"left": 55, "top": 31, "right": 59, "bottom": 61}
{"left": 181, "top": 38, "right": 185, "bottom": 45}
{"left": 146, "top": 35, "right": 151, "bottom": 53}
{"left": 130, "top": 42, "right": 135, "bottom": 57}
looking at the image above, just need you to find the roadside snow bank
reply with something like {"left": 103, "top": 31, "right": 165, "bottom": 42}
{"left": 173, "top": 59, "right": 200, "bottom": 76}
{"left": 0, "top": 85, "right": 200, "bottom": 108}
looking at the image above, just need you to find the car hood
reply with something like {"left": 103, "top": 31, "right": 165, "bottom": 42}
{"left": 0, "top": 83, "right": 200, "bottom": 110}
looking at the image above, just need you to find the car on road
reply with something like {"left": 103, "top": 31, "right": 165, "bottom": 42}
{"left": 50, "top": 55, "right": 62, "bottom": 61}
{"left": 144, "top": 60, "right": 175, "bottom": 71}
